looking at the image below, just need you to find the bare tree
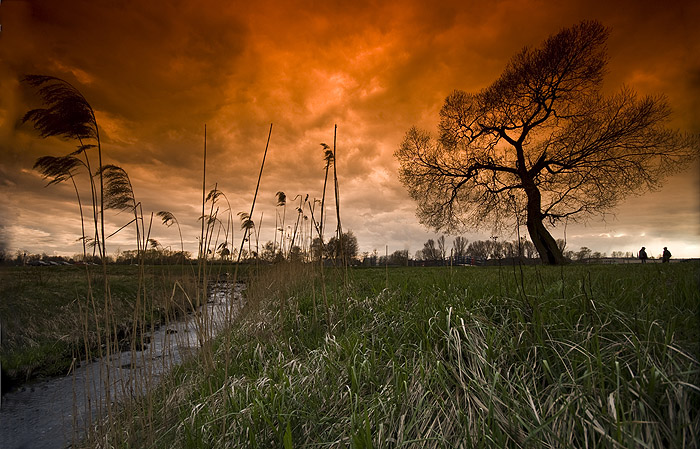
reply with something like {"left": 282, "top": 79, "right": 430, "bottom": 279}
{"left": 421, "top": 239, "right": 440, "bottom": 261}
{"left": 466, "top": 240, "right": 491, "bottom": 261}
{"left": 437, "top": 235, "right": 447, "bottom": 261}
{"left": 453, "top": 236, "right": 468, "bottom": 260}
{"left": 395, "top": 21, "right": 698, "bottom": 264}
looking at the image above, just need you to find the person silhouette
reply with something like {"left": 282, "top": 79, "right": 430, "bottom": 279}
{"left": 662, "top": 247, "right": 671, "bottom": 263}
{"left": 638, "top": 247, "right": 648, "bottom": 264}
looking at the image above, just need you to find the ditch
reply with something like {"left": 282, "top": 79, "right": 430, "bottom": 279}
{"left": 0, "top": 280, "right": 245, "bottom": 449}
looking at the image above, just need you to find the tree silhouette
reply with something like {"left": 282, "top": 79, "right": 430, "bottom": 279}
{"left": 325, "top": 231, "right": 358, "bottom": 264}
{"left": 395, "top": 21, "right": 698, "bottom": 264}
{"left": 421, "top": 239, "right": 440, "bottom": 262}
{"left": 437, "top": 235, "right": 447, "bottom": 261}
{"left": 453, "top": 236, "right": 468, "bottom": 260}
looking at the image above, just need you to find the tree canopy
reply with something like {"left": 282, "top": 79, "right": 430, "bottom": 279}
{"left": 395, "top": 21, "right": 698, "bottom": 264}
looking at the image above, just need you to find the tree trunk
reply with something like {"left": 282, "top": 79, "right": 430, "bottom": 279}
{"left": 524, "top": 185, "right": 566, "bottom": 265}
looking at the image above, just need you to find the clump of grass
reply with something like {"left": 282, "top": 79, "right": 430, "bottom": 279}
{"left": 93, "top": 262, "right": 699, "bottom": 448}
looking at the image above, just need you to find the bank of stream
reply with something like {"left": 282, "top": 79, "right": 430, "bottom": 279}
{"left": 0, "top": 280, "right": 245, "bottom": 449}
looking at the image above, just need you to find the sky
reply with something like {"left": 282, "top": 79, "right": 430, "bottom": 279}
{"left": 0, "top": 0, "right": 699, "bottom": 260}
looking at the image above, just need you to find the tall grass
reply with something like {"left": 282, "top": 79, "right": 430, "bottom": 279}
{"left": 15, "top": 75, "right": 278, "bottom": 448}
{"left": 0, "top": 265, "right": 196, "bottom": 382}
{"left": 91, "top": 262, "right": 699, "bottom": 448}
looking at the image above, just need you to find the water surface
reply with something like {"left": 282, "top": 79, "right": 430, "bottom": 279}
{"left": 0, "top": 281, "right": 244, "bottom": 449}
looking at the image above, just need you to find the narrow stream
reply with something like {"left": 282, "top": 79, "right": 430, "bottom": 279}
{"left": 0, "top": 281, "right": 244, "bottom": 449}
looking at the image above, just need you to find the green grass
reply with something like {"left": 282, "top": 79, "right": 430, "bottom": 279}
{"left": 0, "top": 264, "right": 199, "bottom": 384}
{"left": 84, "top": 262, "right": 699, "bottom": 447}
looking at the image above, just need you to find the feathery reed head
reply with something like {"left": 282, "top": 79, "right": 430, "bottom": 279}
{"left": 22, "top": 75, "right": 98, "bottom": 141}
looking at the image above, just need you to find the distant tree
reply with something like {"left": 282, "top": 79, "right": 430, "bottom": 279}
{"left": 14, "top": 250, "right": 27, "bottom": 265}
{"left": 453, "top": 236, "right": 468, "bottom": 260}
{"left": 359, "top": 251, "right": 370, "bottom": 266}
{"left": 310, "top": 237, "right": 325, "bottom": 261}
{"left": 388, "top": 249, "right": 410, "bottom": 266}
{"left": 490, "top": 238, "right": 503, "bottom": 259}
{"left": 521, "top": 238, "right": 537, "bottom": 259}
{"left": 437, "top": 235, "right": 447, "bottom": 261}
{"left": 288, "top": 245, "right": 303, "bottom": 262}
{"left": 367, "top": 250, "right": 379, "bottom": 266}
{"left": 325, "top": 231, "right": 358, "bottom": 264}
{"left": 502, "top": 240, "right": 518, "bottom": 258}
{"left": 556, "top": 239, "right": 567, "bottom": 254}
{"left": 395, "top": 21, "right": 698, "bottom": 265}
{"left": 421, "top": 239, "right": 441, "bottom": 261}
{"left": 466, "top": 240, "right": 493, "bottom": 260}
{"left": 576, "top": 247, "right": 592, "bottom": 261}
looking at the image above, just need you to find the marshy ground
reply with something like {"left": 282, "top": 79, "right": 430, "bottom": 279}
{"left": 2, "top": 261, "right": 699, "bottom": 448}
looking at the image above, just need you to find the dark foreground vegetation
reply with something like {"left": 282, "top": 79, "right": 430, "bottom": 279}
{"left": 0, "top": 263, "right": 245, "bottom": 391}
{"left": 76, "top": 261, "right": 699, "bottom": 448}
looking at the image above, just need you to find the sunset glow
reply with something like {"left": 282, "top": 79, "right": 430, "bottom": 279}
{"left": 1, "top": 0, "right": 698, "bottom": 259}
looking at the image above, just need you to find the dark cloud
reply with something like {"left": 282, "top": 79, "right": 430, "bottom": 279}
{"left": 1, "top": 0, "right": 698, "bottom": 257}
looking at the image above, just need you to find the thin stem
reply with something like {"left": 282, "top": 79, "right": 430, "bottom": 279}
{"left": 236, "top": 124, "right": 273, "bottom": 264}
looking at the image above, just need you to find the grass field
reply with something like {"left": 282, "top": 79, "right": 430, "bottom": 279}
{"left": 0, "top": 263, "right": 209, "bottom": 386}
{"left": 77, "top": 261, "right": 699, "bottom": 448}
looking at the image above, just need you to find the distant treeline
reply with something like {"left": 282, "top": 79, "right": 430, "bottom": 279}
{"left": 0, "top": 237, "right": 675, "bottom": 267}
{"left": 358, "top": 237, "right": 643, "bottom": 267}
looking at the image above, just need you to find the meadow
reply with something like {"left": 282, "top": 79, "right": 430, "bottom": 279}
{"left": 74, "top": 261, "right": 699, "bottom": 448}
{"left": 0, "top": 263, "right": 238, "bottom": 388}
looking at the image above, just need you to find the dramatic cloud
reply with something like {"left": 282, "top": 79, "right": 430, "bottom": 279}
{"left": 1, "top": 0, "right": 698, "bottom": 258}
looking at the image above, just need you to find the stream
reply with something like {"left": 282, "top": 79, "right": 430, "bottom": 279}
{"left": 0, "top": 280, "right": 245, "bottom": 449}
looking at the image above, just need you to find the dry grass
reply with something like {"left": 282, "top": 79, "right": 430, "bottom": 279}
{"left": 84, "top": 262, "right": 699, "bottom": 448}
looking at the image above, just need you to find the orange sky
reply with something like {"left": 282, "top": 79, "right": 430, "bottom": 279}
{"left": 1, "top": 0, "right": 699, "bottom": 259}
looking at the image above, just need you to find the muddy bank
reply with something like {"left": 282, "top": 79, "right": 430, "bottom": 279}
{"left": 0, "top": 281, "right": 244, "bottom": 449}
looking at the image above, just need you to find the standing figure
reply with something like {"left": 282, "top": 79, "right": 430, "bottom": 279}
{"left": 662, "top": 247, "right": 671, "bottom": 263}
{"left": 638, "top": 247, "right": 648, "bottom": 264}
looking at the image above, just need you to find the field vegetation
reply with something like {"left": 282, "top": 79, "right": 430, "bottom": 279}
{"left": 0, "top": 262, "right": 251, "bottom": 390}
{"left": 81, "top": 261, "right": 699, "bottom": 448}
